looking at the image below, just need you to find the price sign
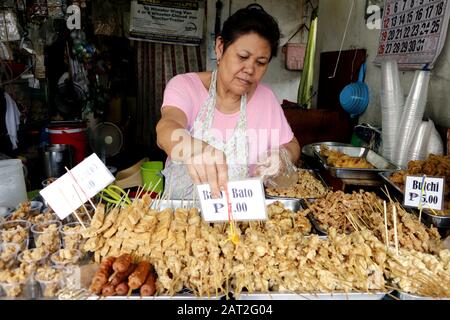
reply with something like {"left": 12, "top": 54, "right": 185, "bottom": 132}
{"left": 197, "top": 179, "right": 267, "bottom": 222}
{"left": 40, "top": 153, "right": 115, "bottom": 219}
{"left": 375, "top": 0, "right": 450, "bottom": 69}
{"left": 404, "top": 175, "right": 445, "bottom": 211}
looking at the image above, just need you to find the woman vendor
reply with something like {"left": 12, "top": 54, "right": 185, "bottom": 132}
{"left": 156, "top": 6, "right": 300, "bottom": 199}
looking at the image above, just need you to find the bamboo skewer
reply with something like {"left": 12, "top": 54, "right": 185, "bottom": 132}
{"left": 65, "top": 167, "right": 97, "bottom": 210}
{"left": 383, "top": 201, "right": 389, "bottom": 249}
{"left": 71, "top": 184, "right": 92, "bottom": 224}
{"left": 392, "top": 205, "right": 399, "bottom": 256}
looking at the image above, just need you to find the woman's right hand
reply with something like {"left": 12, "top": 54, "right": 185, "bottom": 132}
{"left": 185, "top": 139, "right": 228, "bottom": 199}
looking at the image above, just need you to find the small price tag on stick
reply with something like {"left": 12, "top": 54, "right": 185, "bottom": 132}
{"left": 40, "top": 153, "right": 115, "bottom": 220}
{"left": 404, "top": 175, "right": 445, "bottom": 211}
{"left": 196, "top": 178, "right": 267, "bottom": 222}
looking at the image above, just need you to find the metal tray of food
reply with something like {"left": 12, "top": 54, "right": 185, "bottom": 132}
{"left": 234, "top": 291, "right": 389, "bottom": 300}
{"left": 265, "top": 169, "right": 329, "bottom": 201}
{"left": 398, "top": 291, "right": 450, "bottom": 300}
{"left": 152, "top": 199, "right": 303, "bottom": 214}
{"left": 379, "top": 171, "right": 403, "bottom": 194}
{"left": 379, "top": 172, "right": 450, "bottom": 228}
{"left": 312, "top": 145, "right": 400, "bottom": 180}
{"left": 302, "top": 142, "right": 353, "bottom": 158}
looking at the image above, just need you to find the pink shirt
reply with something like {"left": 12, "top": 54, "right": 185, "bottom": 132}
{"left": 162, "top": 73, "right": 294, "bottom": 174}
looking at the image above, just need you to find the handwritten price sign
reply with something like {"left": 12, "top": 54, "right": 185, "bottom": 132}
{"left": 375, "top": 0, "right": 450, "bottom": 69}
{"left": 197, "top": 179, "right": 267, "bottom": 222}
{"left": 404, "top": 175, "right": 445, "bottom": 211}
{"left": 40, "top": 153, "right": 115, "bottom": 219}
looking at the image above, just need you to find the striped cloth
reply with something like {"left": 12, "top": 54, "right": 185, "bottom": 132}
{"left": 135, "top": 41, "right": 205, "bottom": 149}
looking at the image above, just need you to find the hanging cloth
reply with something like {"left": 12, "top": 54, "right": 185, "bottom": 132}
{"left": 161, "top": 70, "right": 249, "bottom": 199}
{"left": 297, "top": 7, "right": 318, "bottom": 109}
{"left": 4, "top": 92, "right": 20, "bottom": 150}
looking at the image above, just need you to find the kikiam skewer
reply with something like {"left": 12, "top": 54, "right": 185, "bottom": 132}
{"left": 383, "top": 201, "right": 389, "bottom": 249}
{"left": 65, "top": 167, "right": 97, "bottom": 210}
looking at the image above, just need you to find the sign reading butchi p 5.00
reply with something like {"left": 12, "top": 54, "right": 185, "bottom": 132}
{"left": 375, "top": 0, "right": 450, "bottom": 69}
{"left": 404, "top": 175, "right": 445, "bottom": 211}
{"left": 129, "top": 0, "right": 205, "bottom": 45}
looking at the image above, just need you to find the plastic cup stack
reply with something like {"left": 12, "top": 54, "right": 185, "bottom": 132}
{"left": 380, "top": 60, "right": 404, "bottom": 162}
{"left": 393, "top": 70, "right": 431, "bottom": 168}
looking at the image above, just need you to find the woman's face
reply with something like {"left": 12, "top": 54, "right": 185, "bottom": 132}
{"left": 215, "top": 32, "right": 271, "bottom": 96}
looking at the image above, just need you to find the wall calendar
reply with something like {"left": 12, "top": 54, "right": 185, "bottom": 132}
{"left": 375, "top": 0, "right": 450, "bottom": 69}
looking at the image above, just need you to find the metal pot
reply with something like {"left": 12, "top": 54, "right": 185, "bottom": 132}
{"left": 42, "top": 144, "right": 74, "bottom": 178}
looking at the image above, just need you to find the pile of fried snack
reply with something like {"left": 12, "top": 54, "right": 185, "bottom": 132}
{"left": 319, "top": 145, "right": 374, "bottom": 169}
{"left": 390, "top": 154, "right": 450, "bottom": 216}
{"left": 82, "top": 195, "right": 450, "bottom": 298}
{"left": 266, "top": 170, "right": 328, "bottom": 199}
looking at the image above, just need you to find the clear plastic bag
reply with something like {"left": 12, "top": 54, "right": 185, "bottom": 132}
{"left": 255, "top": 148, "right": 298, "bottom": 189}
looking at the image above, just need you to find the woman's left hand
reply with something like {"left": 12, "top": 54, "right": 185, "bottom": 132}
{"left": 255, "top": 147, "right": 298, "bottom": 188}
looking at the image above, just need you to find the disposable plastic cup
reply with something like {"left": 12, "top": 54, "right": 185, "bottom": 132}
{"left": 31, "top": 221, "right": 61, "bottom": 253}
{"left": 34, "top": 267, "right": 63, "bottom": 298}
{"left": 50, "top": 249, "right": 82, "bottom": 267}
{"left": 18, "top": 248, "right": 49, "bottom": 267}
{"left": 0, "top": 220, "right": 31, "bottom": 251}
{"left": 0, "top": 280, "right": 28, "bottom": 298}
{"left": 0, "top": 242, "right": 20, "bottom": 269}
{"left": 29, "top": 201, "right": 43, "bottom": 216}
{"left": 60, "top": 222, "right": 85, "bottom": 250}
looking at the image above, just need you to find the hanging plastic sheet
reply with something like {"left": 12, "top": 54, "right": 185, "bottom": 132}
{"left": 297, "top": 8, "right": 318, "bottom": 109}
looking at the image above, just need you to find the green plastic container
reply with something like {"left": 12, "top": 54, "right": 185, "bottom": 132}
{"left": 140, "top": 162, "right": 164, "bottom": 193}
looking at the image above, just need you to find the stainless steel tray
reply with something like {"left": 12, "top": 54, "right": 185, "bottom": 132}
{"left": 152, "top": 199, "right": 302, "bottom": 214}
{"left": 379, "top": 171, "right": 403, "bottom": 194}
{"left": 265, "top": 169, "right": 329, "bottom": 201}
{"left": 379, "top": 172, "right": 450, "bottom": 228}
{"left": 235, "top": 291, "right": 389, "bottom": 300}
{"left": 398, "top": 291, "right": 450, "bottom": 300}
{"left": 312, "top": 145, "right": 400, "bottom": 180}
{"left": 302, "top": 142, "right": 353, "bottom": 158}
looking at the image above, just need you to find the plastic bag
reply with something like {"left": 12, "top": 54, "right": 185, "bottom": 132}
{"left": 255, "top": 147, "right": 298, "bottom": 189}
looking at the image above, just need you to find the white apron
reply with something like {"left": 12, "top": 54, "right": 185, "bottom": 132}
{"left": 162, "top": 70, "right": 249, "bottom": 199}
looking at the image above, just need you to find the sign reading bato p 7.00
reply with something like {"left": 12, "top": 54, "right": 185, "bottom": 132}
{"left": 197, "top": 179, "right": 267, "bottom": 222}
{"left": 404, "top": 175, "right": 445, "bottom": 211}
{"left": 129, "top": 0, "right": 204, "bottom": 45}
{"left": 375, "top": 0, "right": 450, "bottom": 69}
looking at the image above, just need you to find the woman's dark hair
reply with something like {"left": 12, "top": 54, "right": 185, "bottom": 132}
{"left": 219, "top": 6, "right": 280, "bottom": 60}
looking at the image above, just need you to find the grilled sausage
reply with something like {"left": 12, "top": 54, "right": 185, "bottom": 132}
{"left": 113, "top": 253, "right": 132, "bottom": 273}
{"left": 115, "top": 282, "right": 129, "bottom": 296}
{"left": 101, "top": 283, "right": 116, "bottom": 296}
{"left": 128, "top": 261, "right": 151, "bottom": 290}
{"left": 140, "top": 267, "right": 156, "bottom": 296}
{"left": 90, "top": 256, "right": 116, "bottom": 294}
{"left": 110, "top": 263, "right": 136, "bottom": 287}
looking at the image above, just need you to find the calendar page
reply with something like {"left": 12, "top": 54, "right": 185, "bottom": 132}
{"left": 375, "top": 0, "right": 450, "bottom": 69}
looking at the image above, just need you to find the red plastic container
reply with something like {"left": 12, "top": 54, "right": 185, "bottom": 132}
{"left": 47, "top": 126, "right": 87, "bottom": 164}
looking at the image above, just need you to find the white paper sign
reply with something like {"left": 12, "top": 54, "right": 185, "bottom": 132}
{"left": 40, "top": 153, "right": 115, "bottom": 219}
{"left": 197, "top": 179, "right": 267, "bottom": 222}
{"left": 129, "top": 0, "right": 205, "bottom": 45}
{"left": 404, "top": 175, "right": 445, "bottom": 211}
